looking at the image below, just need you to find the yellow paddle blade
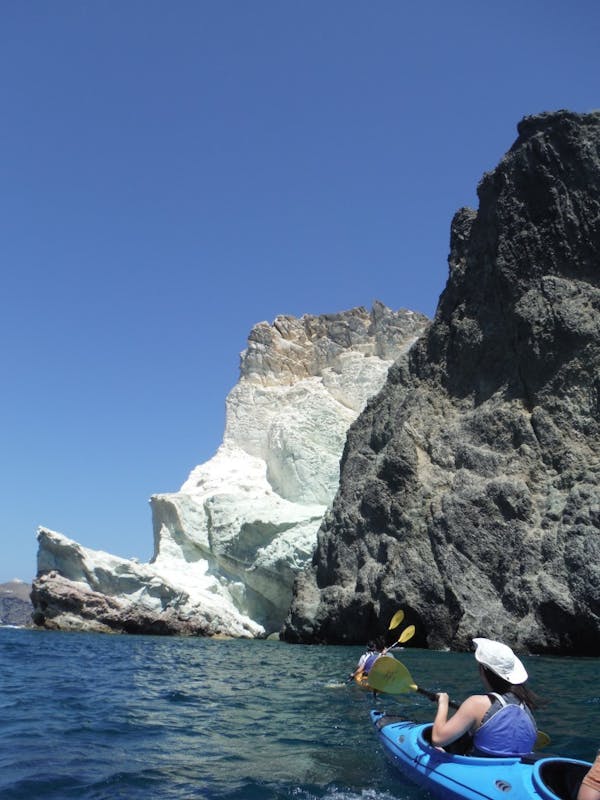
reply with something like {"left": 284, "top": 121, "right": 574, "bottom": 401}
{"left": 388, "top": 609, "right": 405, "bottom": 630}
{"left": 367, "top": 656, "right": 415, "bottom": 694}
{"left": 398, "top": 624, "right": 415, "bottom": 644}
{"left": 535, "top": 730, "right": 551, "bottom": 750}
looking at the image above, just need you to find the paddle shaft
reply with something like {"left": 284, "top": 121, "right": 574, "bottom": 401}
{"left": 416, "top": 685, "right": 460, "bottom": 709}
{"left": 386, "top": 640, "right": 409, "bottom": 654}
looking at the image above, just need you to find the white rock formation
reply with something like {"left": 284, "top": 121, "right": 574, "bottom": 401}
{"left": 32, "top": 302, "right": 429, "bottom": 637}
{"left": 32, "top": 527, "right": 263, "bottom": 636}
{"left": 149, "top": 302, "right": 429, "bottom": 633}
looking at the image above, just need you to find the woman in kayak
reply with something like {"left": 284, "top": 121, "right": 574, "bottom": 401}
{"left": 349, "top": 637, "right": 386, "bottom": 680}
{"left": 432, "top": 637, "right": 542, "bottom": 756}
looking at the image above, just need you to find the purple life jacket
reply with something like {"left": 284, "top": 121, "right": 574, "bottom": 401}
{"left": 362, "top": 652, "right": 380, "bottom": 674}
{"left": 472, "top": 692, "right": 537, "bottom": 757}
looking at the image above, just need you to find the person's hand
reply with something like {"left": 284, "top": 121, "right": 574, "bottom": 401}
{"left": 436, "top": 692, "right": 449, "bottom": 705}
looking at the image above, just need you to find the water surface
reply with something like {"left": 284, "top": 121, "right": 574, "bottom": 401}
{"left": 0, "top": 628, "right": 597, "bottom": 799}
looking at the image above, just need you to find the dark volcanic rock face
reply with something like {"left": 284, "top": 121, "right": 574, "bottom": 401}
{"left": 282, "top": 110, "right": 600, "bottom": 655}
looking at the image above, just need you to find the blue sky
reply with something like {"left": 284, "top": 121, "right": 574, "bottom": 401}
{"left": 1, "top": 1, "right": 599, "bottom": 583}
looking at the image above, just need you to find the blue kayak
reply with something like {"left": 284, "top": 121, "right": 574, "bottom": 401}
{"left": 371, "top": 710, "right": 592, "bottom": 800}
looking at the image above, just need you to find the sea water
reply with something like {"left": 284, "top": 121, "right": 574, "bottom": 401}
{"left": 0, "top": 627, "right": 597, "bottom": 799}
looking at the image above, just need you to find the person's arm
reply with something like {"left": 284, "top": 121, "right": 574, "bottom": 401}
{"left": 578, "top": 753, "right": 600, "bottom": 800}
{"left": 431, "top": 693, "right": 487, "bottom": 748}
{"left": 578, "top": 784, "right": 600, "bottom": 800}
{"left": 349, "top": 654, "right": 367, "bottom": 679}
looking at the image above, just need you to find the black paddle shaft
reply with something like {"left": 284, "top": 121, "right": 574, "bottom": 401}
{"left": 418, "top": 686, "right": 460, "bottom": 709}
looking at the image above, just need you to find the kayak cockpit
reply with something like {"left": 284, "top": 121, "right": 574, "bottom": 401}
{"left": 533, "top": 759, "right": 591, "bottom": 800}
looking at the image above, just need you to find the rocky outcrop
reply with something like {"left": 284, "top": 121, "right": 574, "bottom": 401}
{"left": 282, "top": 110, "right": 600, "bottom": 656}
{"left": 31, "top": 303, "right": 428, "bottom": 637}
{"left": 31, "top": 529, "right": 263, "bottom": 636}
{"left": 0, "top": 581, "right": 32, "bottom": 627}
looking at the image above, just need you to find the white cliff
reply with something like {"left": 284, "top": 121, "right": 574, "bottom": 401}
{"left": 32, "top": 302, "right": 429, "bottom": 637}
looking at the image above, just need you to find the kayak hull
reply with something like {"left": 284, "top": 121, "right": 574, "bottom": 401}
{"left": 371, "top": 710, "right": 591, "bottom": 800}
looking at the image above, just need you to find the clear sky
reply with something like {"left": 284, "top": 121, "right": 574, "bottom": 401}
{"left": 1, "top": 1, "right": 599, "bottom": 583}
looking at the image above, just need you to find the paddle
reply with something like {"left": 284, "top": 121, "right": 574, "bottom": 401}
{"left": 348, "top": 626, "right": 416, "bottom": 685}
{"left": 387, "top": 624, "right": 415, "bottom": 650}
{"left": 388, "top": 609, "right": 405, "bottom": 630}
{"left": 367, "top": 656, "right": 460, "bottom": 708}
{"left": 367, "top": 657, "right": 551, "bottom": 751}
{"left": 347, "top": 613, "right": 411, "bottom": 684}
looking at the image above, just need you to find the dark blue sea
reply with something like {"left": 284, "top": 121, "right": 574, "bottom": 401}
{"left": 0, "top": 628, "right": 597, "bottom": 799}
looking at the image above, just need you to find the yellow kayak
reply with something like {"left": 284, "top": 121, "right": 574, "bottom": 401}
{"left": 353, "top": 672, "right": 372, "bottom": 690}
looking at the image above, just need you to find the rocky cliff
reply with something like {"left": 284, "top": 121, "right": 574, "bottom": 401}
{"left": 282, "top": 110, "right": 600, "bottom": 656}
{"left": 31, "top": 303, "right": 428, "bottom": 637}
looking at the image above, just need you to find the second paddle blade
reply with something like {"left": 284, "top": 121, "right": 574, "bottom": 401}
{"left": 388, "top": 610, "right": 405, "bottom": 630}
{"left": 367, "top": 656, "right": 415, "bottom": 695}
{"left": 398, "top": 624, "right": 416, "bottom": 644}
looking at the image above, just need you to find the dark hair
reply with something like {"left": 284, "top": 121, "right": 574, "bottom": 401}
{"left": 480, "top": 665, "right": 545, "bottom": 710}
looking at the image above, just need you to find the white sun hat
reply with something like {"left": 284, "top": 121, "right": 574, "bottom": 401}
{"left": 472, "top": 637, "right": 528, "bottom": 684}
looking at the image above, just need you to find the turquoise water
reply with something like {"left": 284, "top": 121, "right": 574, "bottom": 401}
{"left": 0, "top": 628, "right": 597, "bottom": 799}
